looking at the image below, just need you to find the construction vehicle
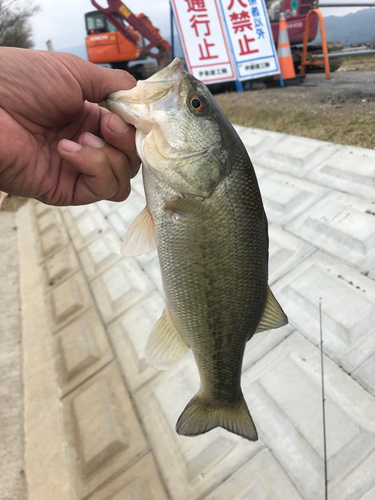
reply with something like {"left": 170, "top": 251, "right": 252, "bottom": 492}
{"left": 85, "top": 0, "right": 171, "bottom": 80}
{"left": 266, "top": 0, "right": 343, "bottom": 71}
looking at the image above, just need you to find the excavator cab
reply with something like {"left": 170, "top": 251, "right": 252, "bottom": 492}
{"left": 85, "top": 11, "right": 119, "bottom": 35}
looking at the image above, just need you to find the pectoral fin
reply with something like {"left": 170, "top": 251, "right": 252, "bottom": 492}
{"left": 165, "top": 198, "right": 204, "bottom": 216}
{"left": 250, "top": 287, "right": 288, "bottom": 339}
{"left": 145, "top": 307, "right": 189, "bottom": 370}
{"left": 121, "top": 206, "right": 157, "bottom": 257}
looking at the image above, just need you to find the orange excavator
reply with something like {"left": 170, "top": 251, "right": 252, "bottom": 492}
{"left": 85, "top": 0, "right": 171, "bottom": 80}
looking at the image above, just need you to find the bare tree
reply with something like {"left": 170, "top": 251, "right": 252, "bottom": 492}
{"left": 0, "top": 0, "right": 40, "bottom": 48}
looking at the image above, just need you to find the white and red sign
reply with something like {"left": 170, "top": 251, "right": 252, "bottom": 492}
{"left": 218, "top": 0, "right": 280, "bottom": 80}
{"left": 170, "top": 0, "right": 235, "bottom": 84}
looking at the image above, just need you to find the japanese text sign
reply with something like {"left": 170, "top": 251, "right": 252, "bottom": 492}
{"left": 219, "top": 0, "right": 280, "bottom": 80}
{"left": 170, "top": 0, "right": 235, "bottom": 84}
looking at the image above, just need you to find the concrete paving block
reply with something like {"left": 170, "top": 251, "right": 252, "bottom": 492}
{"left": 91, "top": 258, "right": 154, "bottom": 325}
{"left": 241, "top": 332, "right": 375, "bottom": 500}
{"left": 271, "top": 251, "right": 375, "bottom": 376}
{"left": 203, "top": 448, "right": 303, "bottom": 500}
{"left": 41, "top": 244, "right": 80, "bottom": 291}
{"left": 243, "top": 323, "right": 295, "bottom": 372}
{"left": 237, "top": 126, "right": 284, "bottom": 160}
{"left": 96, "top": 199, "right": 118, "bottom": 216}
{"left": 35, "top": 224, "right": 70, "bottom": 263}
{"left": 107, "top": 291, "right": 165, "bottom": 391}
{"left": 135, "top": 248, "right": 158, "bottom": 268}
{"left": 62, "top": 361, "right": 149, "bottom": 499}
{"left": 34, "top": 200, "right": 51, "bottom": 218}
{"left": 69, "top": 211, "right": 110, "bottom": 251}
{"left": 79, "top": 230, "right": 122, "bottom": 281}
{"left": 254, "top": 134, "right": 338, "bottom": 177}
{"left": 61, "top": 204, "right": 98, "bottom": 228}
{"left": 35, "top": 208, "right": 63, "bottom": 235}
{"left": 309, "top": 146, "right": 375, "bottom": 201}
{"left": 287, "top": 192, "right": 375, "bottom": 271}
{"left": 88, "top": 452, "right": 169, "bottom": 500}
{"left": 258, "top": 170, "right": 329, "bottom": 226}
{"left": 53, "top": 307, "right": 114, "bottom": 396}
{"left": 141, "top": 256, "right": 165, "bottom": 296}
{"left": 352, "top": 354, "right": 375, "bottom": 396}
{"left": 107, "top": 190, "right": 145, "bottom": 239}
{"left": 268, "top": 223, "right": 316, "bottom": 284}
{"left": 352, "top": 482, "right": 375, "bottom": 500}
{"left": 46, "top": 270, "right": 93, "bottom": 334}
{"left": 134, "top": 351, "right": 263, "bottom": 500}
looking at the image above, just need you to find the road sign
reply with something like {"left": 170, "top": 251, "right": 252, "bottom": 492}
{"left": 218, "top": 0, "right": 280, "bottom": 80}
{"left": 170, "top": 0, "right": 236, "bottom": 84}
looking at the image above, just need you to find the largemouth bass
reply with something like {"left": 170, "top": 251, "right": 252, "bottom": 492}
{"left": 106, "top": 59, "right": 288, "bottom": 441}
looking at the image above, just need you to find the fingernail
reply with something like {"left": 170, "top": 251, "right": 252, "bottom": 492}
{"left": 108, "top": 114, "right": 129, "bottom": 134}
{"left": 82, "top": 133, "right": 105, "bottom": 148}
{"left": 61, "top": 139, "right": 82, "bottom": 153}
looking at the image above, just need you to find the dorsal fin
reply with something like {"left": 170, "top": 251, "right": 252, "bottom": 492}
{"left": 250, "top": 287, "right": 288, "bottom": 339}
{"left": 145, "top": 307, "right": 189, "bottom": 370}
{"left": 121, "top": 206, "right": 157, "bottom": 257}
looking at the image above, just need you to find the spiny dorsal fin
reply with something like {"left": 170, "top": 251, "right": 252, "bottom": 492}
{"left": 253, "top": 287, "right": 288, "bottom": 337}
{"left": 145, "top": 307, "right": 189, "bottom": 370}
{"left": 121, "top": 206, "right": 157, "bottom": 257}
{"left": 165, "top": 198, "right": 204, "bottom": 216}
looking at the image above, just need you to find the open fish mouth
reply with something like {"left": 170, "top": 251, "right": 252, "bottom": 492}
{"left": 105, "top": 58, "right": 187, "bottom": 134}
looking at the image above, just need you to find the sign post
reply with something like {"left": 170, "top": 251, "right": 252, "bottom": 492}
{"left": 170, "top": 0, "right": 236, "bottom": 85}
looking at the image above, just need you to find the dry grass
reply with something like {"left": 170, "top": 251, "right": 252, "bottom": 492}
{"left": 215, "top": 56, "right": 375, "bottom": 150}
{"left": 216, "top": 98, "right": 375, "bottom": 149}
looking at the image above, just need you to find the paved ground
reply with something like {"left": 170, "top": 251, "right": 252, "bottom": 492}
{"left": 13, "top": 126, "right": 375, "bottom": 500}
{"left": 0, "top": 212, "right": 27, "bottom": 500}
{"left": 1, "top": 121, "right": 375, "bottom": 499}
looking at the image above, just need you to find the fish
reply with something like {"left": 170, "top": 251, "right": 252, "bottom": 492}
{"left": 105, "top": 58, "right": 288, "bottom": 441}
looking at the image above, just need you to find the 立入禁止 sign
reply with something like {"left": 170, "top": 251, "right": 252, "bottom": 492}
{"left": 219, "top": 0, "right": 280, "bottom": 80}
{"left": 170, "top": 0, "right": 236, "bottom": 84}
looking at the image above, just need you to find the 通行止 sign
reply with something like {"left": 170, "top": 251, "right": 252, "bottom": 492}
{"left": 170, "top": 0, "right": 236, "bottom": 84}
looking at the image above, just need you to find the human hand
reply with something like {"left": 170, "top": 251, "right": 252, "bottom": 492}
{"left": 0, "top": 47, "right": 140, "bottom": 206}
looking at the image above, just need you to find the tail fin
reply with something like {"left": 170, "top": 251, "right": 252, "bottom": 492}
{"left": 176, "top": 392, "right": 258, "bottom": 441}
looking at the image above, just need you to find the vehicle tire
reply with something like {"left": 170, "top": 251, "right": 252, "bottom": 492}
{"left": 110, "top": 61, "right": 129, "bottom": 71}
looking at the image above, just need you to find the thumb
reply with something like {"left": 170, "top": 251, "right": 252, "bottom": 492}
{"left": 54, "top": 52, "right": 137, "bottom": 103}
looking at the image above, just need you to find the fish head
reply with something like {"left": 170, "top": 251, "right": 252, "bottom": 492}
{"left": 105, "top": 58, "right": 232, "bottom": 198}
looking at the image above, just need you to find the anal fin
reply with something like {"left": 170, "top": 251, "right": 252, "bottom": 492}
{"left": 251, "top": 287, "right": 288, "bottom": 338}
{"left": 145, "top": 307, "right": 189, "bottom": 370}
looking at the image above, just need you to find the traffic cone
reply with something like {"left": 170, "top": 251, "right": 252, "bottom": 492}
{"left": 275, "top": 13, "right": 305, "bottom": 85}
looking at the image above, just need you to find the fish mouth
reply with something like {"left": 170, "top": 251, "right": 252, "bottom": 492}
{"left": 105, "top": 58, "right": 187, "bottom": 134}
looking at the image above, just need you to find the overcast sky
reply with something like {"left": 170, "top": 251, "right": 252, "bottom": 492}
{"left": 30, "top": 0, "right": 367, "bottom": 52}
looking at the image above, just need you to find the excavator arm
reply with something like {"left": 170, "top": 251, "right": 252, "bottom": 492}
{"left": 90, "top": 0, "right": 171, "bottom": 68}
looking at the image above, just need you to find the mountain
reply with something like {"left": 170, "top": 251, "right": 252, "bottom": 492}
{"left": 315, "top": 8, "right": 375, "bottom": 46}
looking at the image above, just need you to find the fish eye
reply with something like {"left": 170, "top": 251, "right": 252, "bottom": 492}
{"left": 189, "top": 95, "right": 206, "bottom": 113}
